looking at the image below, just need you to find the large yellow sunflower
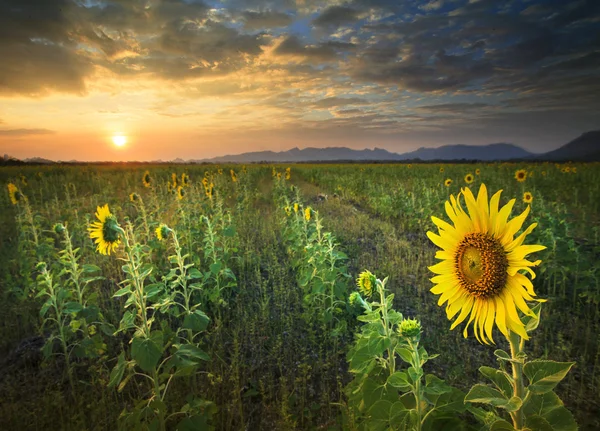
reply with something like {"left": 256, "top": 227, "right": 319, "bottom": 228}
{"left": 88, "top": 204, "right": 121, "bottom": 255}
{"left": 427, "top": 184, "right": 546, "bottom": 344}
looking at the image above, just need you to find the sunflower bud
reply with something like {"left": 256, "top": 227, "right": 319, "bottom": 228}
{"left": 156, "top": 223, "right": 172, "bottom": 241}
{"left": 356, "top": 270, "right": 376, "bottom": 298}
{"left": 398, "top": 318, "right": 422, "bottom": 339}
{"left": 54, "top": 223, "right": 66, "bottom": 234}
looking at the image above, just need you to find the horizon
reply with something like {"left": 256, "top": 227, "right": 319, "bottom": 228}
{"left": 1, "top": 0, "right": 599, "bottom": 162}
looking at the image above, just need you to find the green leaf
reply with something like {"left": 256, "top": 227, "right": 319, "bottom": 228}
{"left": 523, "top": 360, "right": 575, "bottom": 394}
{"left": 494, "top": 349, "right": 511, "bottom": 361}
{"left": 390, "top": 406, "right": 418, "bottom": 431}
{"left": 131, "top": 332, "right": 163, "bottom": 373}
{"left": 387, "top": 372, "right": 411, "bottom": 390}
{"left": 188, "top": 268, "right": 203, "bottom": 280}
{"left": 183, "top": 310, "right": 211, "bottom": 332}
{"left": 369, "top": 399, "right": 392, "bottom": 422}
{"left": 209, "top": 262, "right": 222, "bottom": 275}
{"left": 522, "top": 302, "right": 542, "bottom": 333}
{"left": 63, "top": 302, "right": 83, "bottom": 314}
{"left": 396, "top": 347, "right": 413, "bottom": 364}
{"left": 522, "top": 392, "right": 577, "bottom": 431}
{"left": 113, "top": 287, "right": 131, "bottom": 297}
{"left": 465, "top": 384, "right": 522, "bottom": 412}
{"left": 424, "top": 374, "right": 452, "bottom": 396}
{"left": 175, "top": 344, "right": 210, "bottom": 363}
{"left": 144, "top": 283, "right": 163, "bottom": 300}
{"left": 489, "top": 419, "right": 516, "bottom": 430}
{"left": 82, "top": 264, "right": 101, "bottom": 273}
{"left": 108, "top": 352, "right": 127, "bottom": 388}
{"left": 479, "top": 366, "right": 513, "bottom": 397}
{"left": 525, "top": 415, "right": 553, "bottom": 431}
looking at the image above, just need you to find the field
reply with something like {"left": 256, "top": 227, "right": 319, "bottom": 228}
{"left": 1, "top": 163, "right": 599, "bottom": 430}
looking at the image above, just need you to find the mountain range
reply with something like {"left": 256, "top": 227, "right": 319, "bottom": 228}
{"left": 2, "top": 130, "right": 599, "bottom": 164}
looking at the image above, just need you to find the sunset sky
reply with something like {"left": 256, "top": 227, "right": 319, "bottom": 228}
{"left": 0, "top": 0, "right": 599, "bottom": 161}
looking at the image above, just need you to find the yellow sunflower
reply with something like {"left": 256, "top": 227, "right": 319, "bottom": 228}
{"left": 427, "top": 184, "right": 546, "bottom": 344}
{"left": 515, "top": 169, "right": 527, "bottom": 182}
{"left": 293, "top": 203, "right": 299, "bottom": 213}
{"left": 304, "top": 207, "right": 311, "bottom": 221}
{"left": 156, "top": 223, "right": 171, "bottom": 241}
{"left": 230, "top": 169, "right": 237, "bottom": 182}
{"left": 171, "top": 173, "right": 178, "bottom": 188}
{"left": 129, "top": 192, "right": 139, "bottom": 203}
{"left": 284, "top": 206, "right": 292, "bottom": 216}
{"left": 142, "top": 171, "right": 151, "bottom": 188}
{"left": 523, "top": 192, "right": 533, "bottom": 204}
{"left": 444, "top": 179, "right": 452, "bottom": 187}
{"left": 440, "top": 167, "right": 444, "bottom": 173}
{"left": 475, "top": 169, "right": 481, "bottom": 176}
{"left": 181, "top": 173, "right": 190, "bottom": 187}
{"left": 357, "top": 270, "right": 376, "bottom": 298}
{"left": 177, "top": 186, "right": 185, "bottom": 200}
{"left": 7, "top": 183, "right": 21, "bottom": 205}
{"left": 285, "top": 167, "right": 291, "bottom": 180}
{"left": 464, "top": 173, "right": 474, "bottom": 184}
{"left": 88, "top": 204, "right": 121, "bottom": 255}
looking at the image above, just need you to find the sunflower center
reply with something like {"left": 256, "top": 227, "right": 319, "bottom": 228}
{"left": 103, "top": 216, "right": 121, "bottom": 243}
{"left": 455, "top": 232, "right": 508, "bottom": 298}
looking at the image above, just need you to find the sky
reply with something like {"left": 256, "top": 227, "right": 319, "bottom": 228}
{"left": 0, "top": 0, "right": 599, "bottom": 161}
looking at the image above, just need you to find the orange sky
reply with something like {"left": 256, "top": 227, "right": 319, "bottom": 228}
{"left": 1, "top": 0, "right": 599, "bottom": 161}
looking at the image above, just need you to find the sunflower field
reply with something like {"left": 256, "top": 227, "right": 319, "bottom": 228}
{"left": 0, "top": 162, "right": 598, "bottom": 430}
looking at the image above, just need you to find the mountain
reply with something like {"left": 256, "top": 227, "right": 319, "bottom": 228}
{"left": 537, "top": 130, "right": 600, "bottom": 161}
{"left": 399, "top": 143, "right": 534, "bottom": 161}
{"left": 196, "top": 143, "right": 533, "bottom": 163}
{"left": 193, "top": 147, "right": 404, "bottom": 163}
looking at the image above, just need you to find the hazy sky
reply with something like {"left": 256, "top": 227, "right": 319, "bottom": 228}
{"left": 0, "top": 0, "right": 599, "bottom": 161}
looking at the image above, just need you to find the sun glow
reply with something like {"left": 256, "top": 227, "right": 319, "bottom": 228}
{"left": 112, "top": 135, "right": 127, "bottom": 147}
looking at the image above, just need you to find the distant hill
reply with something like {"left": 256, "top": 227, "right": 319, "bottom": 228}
{"left": 195, "top": 143, "right": 534, "bottom": 163}
{"left": 536, "top": 130, "right": 600, "bottom": 161}
{"left": 398, "top": 143, "right": 533, "bottom": 161}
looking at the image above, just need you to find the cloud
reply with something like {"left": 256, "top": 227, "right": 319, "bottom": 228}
{"left": 0, "top": 128, "right": 56, "bottom": 136}
{"left": 312, "top": 96, "right": 369, "bottom": 108}
{"left": 312, "top": 6, "right": 362, "bottom": 29}
{"left": 241, "top": 10, "right": 293, "bottom": 30}
{"left": 274, "top": 35, "right": 356, "bottom": 61}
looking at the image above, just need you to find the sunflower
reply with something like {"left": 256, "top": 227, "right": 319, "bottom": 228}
{"left": 20, "top": 174, "right": 27, "bottom": 186}
{"left": 572, "top": 167, "right": 577, "bottom": 174}
{"left": 440, "top": 167, "right": 444, "bottom": 173}
{"left": 230, "top": 169, "right": 237, "bottom": 182}
{"left": 142, "top": 171, "right": 151, "bottom": 188}
{"left": 129, "top": 192, "right": 139, "bottom": 203}
{"left": 285, "top": 167, "right": 291, "bottom": 180}
{"left": 177, "top": 186, "right": 185, "bottom": 200}
{"left": 88, "top": 204, "right": 121, "bottom": 255}
{"left": 171, "top": 173, "right": 178, "bottom": 188}
{"left": 293, "top": 203, "right": 299, "bottom": 213}
{"left": 357, "top": 270, "right": 376, "bottom": 298}
{"left": 564, "top": 166, "right": 571, "bottom": 173}
{"left": 156, "top": 223, "right": 171, "bottom": 241}
{"left": 407, "top": 164, "right": 412, "bottom": 168}
{"left": 464, "top": 173, "right": 474, "bottom": 184}
{"left": 284, "top": 206, "right": 291, "bottom": 216}
{"left": 475, "top": 169, "right": 481, "bottom": 176}
{"left": 7, "top": 183, "right": 21, "bottom": 205}
{"left": 444, "top": 179, "right": 452, "bottom": 187}
{"left": 181, "top": 173, "right": 190, "bottom": 186}
{"left": 523, "top": 192, "right": 533, "bottom": 204}
{"left": 515, "top": 169, "right": 527, "bottom": 182}
{"left": 427, "top": 184, "right": 546, "bottom": 344}
{"left": 304, "top": 207, "right": 311, "bottom": 221}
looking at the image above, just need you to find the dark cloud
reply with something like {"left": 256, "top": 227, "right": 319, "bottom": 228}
{"left": 0, "top": 128, "right": 56, "bottom": 136}
{"left": 241, "top": 10, "right": 293, "bottom": 30}
{"left": 274, "top": 35, "right": 355, "bottom": 61}
{"left": 312, "top": 6, "right": 361, "bottom": 29}
{"left": 416, "top": 103, "right": 490, "bottom": 112}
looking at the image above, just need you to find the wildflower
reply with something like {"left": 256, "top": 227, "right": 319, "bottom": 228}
{"left": 427, "top": 184, "right": 546, "bottom": 344}
{"left": 515, "top": 169, "right": 527, "bottom": 182}
{"left": 523, "top": 192, "right": 533, "bottom": 204}
{"left": 142, "top": 171, "right": 151, "bottom": 188}
{"left": 304, "top": 207, "right": 311, "bottom": 221}
{"left": 7, "top": 183, "right": 21, "bottom": 205}
{"left": 156, "top": 223, "right": 171, "bottom": 241}
{"left": 357, "top": 270, "right": 376, "bottom": 298}
{"left": 88, "top": 204, "right": 121, "bottom": 255}
{"left": 177, "top": 186, "right": 185, "bottom": 200}
{"left": 464, "top": 173, "right": 474, "bottom": 184}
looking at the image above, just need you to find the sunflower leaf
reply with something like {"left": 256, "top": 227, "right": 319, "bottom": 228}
{"left": 465, "top": 384, "right": 521, "bottom": 411}
{"left": 523, "top": 360, "right": 575, "bottom": 394}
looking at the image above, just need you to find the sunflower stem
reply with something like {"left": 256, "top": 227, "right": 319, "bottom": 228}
{"left": 508, "top": 330, "right": 525, "bottom": 430}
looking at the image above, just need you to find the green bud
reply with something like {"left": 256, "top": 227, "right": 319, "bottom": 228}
{"left": 398, "top": 318, "right": 422, "bottom": 339}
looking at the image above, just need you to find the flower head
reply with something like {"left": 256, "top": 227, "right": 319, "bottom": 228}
{"left": 444, "top": 179, "right": 452, "bottom": 187}
{"left": 515, "top": 169, "right": 527, "bottom": 182}
{"left": 142, "top": 171, "right": 151, "bottom": 188}
{"left": 464, "top": 173, "right": 474, "bottom": 184}
{"left": 129, "top": 192, "right": 139, "bottom": 203}
{"left": 284, "top": 206, "right": 291, "bottom": 216}
{"left": 398, "top": 318, "right": 422, "bottom": 339}
{"left": 304, "top": 207, "right": 311, "bottom": 221}
{"left": 230, "top": 169, "right": 237, "bottom": 182}
{"left": 475, "top": 169, "right": 481, "bottom": 176}
{"left": 181, "top": 173, "right": 190, "bottom": 187}
{"left": 523, "top": 192, "right": 533, "bottom": 204}
{"left": 177, "top": 186, "right": 186, "bottom": 200}
{"left": 427, "top": 184, "right": 546, "bottom": 344}
{"left": 357, "top": 270, "right": 376, "bottom": 298}
{"left": 171, "top": 173, "right": 178, "bottom": 188}
{"left": 7, "top": 183, "right": 22, "bottom": 205}
{"left": 285, "top": 167, "right": 291, "bottom": 180}
{"left": 293, "top": 203, "right": 299, "bottom": 213}
{"left": 156, "top": 223, "right": 171, "bottom": 241}
{"left": 439, "top": 167, "right": 444, "bottom": 173}
{"left": 88, "top": 204, "right": 121, "bottom": 255}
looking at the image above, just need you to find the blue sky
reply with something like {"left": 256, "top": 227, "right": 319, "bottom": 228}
{"left": 0, "top": 0, "right": 598, "bottom": 160}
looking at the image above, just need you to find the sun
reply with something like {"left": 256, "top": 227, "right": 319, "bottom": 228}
{"left": 112, "top": 135, "right": 127, "bottom": 147}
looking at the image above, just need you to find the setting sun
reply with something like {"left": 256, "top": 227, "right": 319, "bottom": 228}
{"left": 112, "top": 135, "right": 127, "bottom": 147}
